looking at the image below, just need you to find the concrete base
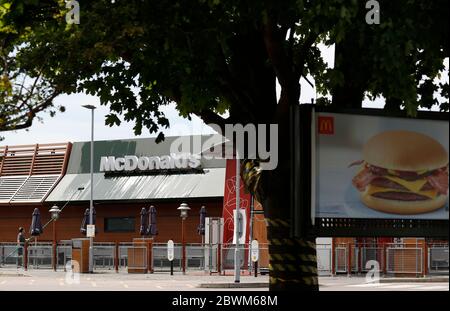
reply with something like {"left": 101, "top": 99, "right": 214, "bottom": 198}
{"left": 198, "top": 282, "right": 269, "bottom": 288}
{"left": 0, "top": 272, "right": 29, "bottom": 277}
{"left": 380, "top": 276, "right": 448, "bottom": 283}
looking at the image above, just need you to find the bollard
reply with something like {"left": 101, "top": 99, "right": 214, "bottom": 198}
{"left": 170, "top": 260, "right": 174, "bottom": 276}
{"left": 254, "top": 261, "right": 258, "bottom": 278}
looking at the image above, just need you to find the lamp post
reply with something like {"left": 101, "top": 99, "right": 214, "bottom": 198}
{"left": 82, "top": 104, "right": 96, "bottom": 273}
{"left": 49, "top": 205, "right": 61, "bottom": 272}
{"left": 177, "top": 203, "right": 190, "bottom": 274}
{"left": 234, "top": 152, "right": 241, "bottom": 283}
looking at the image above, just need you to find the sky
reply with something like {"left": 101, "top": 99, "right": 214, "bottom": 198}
{"left": 1, "top": 46, "right": 447, "bottom": 146}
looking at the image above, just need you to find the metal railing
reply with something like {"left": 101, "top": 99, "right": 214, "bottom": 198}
{"left": 386, "top": 245, "right": 423, "bottom": 275}
{"left": 2, "top": 240, "right": 445, "bottom": 277}
{"left": 27, "top": 242, "right": 53, "bottom": 269}
{"left": 152, "top": 242, "right": 182, "bottom": 271}
{"left": 93, "top": 242, "right": 115, "bottom": 270}
{"left": 0, "top": 243, "right": 24, "bottom": 267}
{"left": 219, "top": 243, "right": 269, "bottom": 273}
{"left": 57, "top": 241, "right": 72, "bottom": 269}
{"left": 428, "top": 244, "right": 449, "bottom": 274}
{"left": 335, "top": 246, "right": 348, "bottom": 273}
{"left": 317, "top": 244, "right": 332, "bottom": 276}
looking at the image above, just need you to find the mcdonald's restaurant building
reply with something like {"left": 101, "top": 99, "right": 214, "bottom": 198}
{"left": 0, "top": 135, "right": 447, "bottom": 275}
{"left": 0, "top": 135, "right": 269, "bottom": 246}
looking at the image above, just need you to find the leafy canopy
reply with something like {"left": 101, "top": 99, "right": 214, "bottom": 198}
{"left": 0, "top": 0, "right": 448, "bottom": 141}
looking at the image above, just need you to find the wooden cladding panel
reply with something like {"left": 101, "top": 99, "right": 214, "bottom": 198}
{"left": 0, "top": 143, "right": 71, "bottom": 177}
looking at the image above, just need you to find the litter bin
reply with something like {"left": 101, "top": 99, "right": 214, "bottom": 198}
{"left": 72, "top": 238, "right": 90, "bottom": 273}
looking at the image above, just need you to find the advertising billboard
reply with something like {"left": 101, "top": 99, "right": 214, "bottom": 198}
{"left": 314, "top": 112, "right": 449, "bottom": 220}
{"left": 290, "top": 105, "right": 449, "bottom": 237}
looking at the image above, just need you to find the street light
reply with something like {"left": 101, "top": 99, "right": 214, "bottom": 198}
{"left": 49, "top": 205, "right": 61, "bottom": 271}
{"left": 82, "top": 104, "right": 96, "bottom": 273}
{"left": 177, "top": 203, "right": 190, "bottom": 274}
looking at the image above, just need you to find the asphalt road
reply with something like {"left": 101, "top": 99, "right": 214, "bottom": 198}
{"left": 0, "top": 269, "right": 448, "bottom": 291}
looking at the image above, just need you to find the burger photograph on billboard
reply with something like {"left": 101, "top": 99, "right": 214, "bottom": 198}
{"left": 314, "top": 111, "right": 449, "bottom": 220}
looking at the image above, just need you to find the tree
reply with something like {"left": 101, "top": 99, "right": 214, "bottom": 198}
{"left": 0, "top": 1, "right": 65, "bottom": 140}
{"left": 315, "top": 0, "right": 449, "bottom": 112}
{"left": 1, "top": 0, "right": 448, "bottom": 290}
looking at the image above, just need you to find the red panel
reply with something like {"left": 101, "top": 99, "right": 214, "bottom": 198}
{"left": 222, "top": 159, "right": 251, "bottom": 245}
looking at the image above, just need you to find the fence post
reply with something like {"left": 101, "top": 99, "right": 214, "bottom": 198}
{"left": 24, "top": 242, "right": 28, "bottom": 271}
{"left": 114, "top": 242, "right": 119, "bottom": 273}
{"left": 347, "top": 243, "right": 352, "bottom": 277}
{"left": 358, "top": 243, "right": 362, "bottom": 274}
{"left": 218, "top": 243, "right": 222, "bottom": 275}
{"left": 422, "top": 241, "right": 427, "bottom": 277}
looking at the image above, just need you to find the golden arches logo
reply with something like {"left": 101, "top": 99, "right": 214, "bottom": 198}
{"left": 318, "top": 117, "right": 334, "bottom": 135}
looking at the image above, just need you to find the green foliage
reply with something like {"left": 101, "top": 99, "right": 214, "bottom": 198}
{"left": 0, "top": 0, "right": 448, "bottom": 140}
{"left": 314, "top": 0, "right": 449, "bottom": 112}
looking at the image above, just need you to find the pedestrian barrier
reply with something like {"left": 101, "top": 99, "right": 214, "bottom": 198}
{"left": 316, "top": 244, "right": 332, "bottom": 276}
{"left": 0, "top": 243, "right": 24, "bottom": 267}
{"left": 27, "top": 242, "right": 53, "bottom": 269}
{"left": 335, "top": 245, "right": 347, "bottom": 273}
{"left": 185, "top": 243, "right": 205, "bottom": 270}
{"left": 57, "top": 241, "right": 72, "bottom": 269}
{"left": 428, "top": 244, "right": 449, "bottom": 274}
{"left": 1, "top": 240, "right": 446, "bottom": 277}
{"left": 118, "top": 242, "right": 133, "bottom": 269}
{"left": 334, "top": 244, "right": 360, "bottom": 274}
{"left": 386, "top": 245, "right": 422, "bottom": 275}
{"left": 152, "top": 243, "right": 182, "bottom": 271}
{"left": 93, "top": 242, "right": 115, "bottom": 270}
{"left": 360, "top": 245, "right": 384, "bottom": 273}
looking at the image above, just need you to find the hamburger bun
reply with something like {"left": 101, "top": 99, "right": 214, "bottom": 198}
{"left": 362, "top": 130, "right": 448, "bottom": 171}
{"left": 360, "top": 192, "right": 448, "bottom": 215}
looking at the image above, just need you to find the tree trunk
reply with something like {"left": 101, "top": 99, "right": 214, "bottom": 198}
{"left": 259, "top": 164, "right": 318, "bottom": 291}
{"left": 248, "top": 86, "right": 318, "bottom": 290}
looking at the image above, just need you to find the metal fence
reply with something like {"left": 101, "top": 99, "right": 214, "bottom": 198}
{"left": 428, "top": 244, "right": 449, "bottom": 274}
{"left": 0, "top": 243, "right": 23, "bottom": 267}
{"left": 152, "top": 242, "right": 182, "bottom": 271}
{"left": 57, "top": 241, "right": 72, "bottom": 269}
{"left": 360, "top": 246, "right": 384, "bottom": 273}
{"left": 335, "top": 246, "right": 348, "bottom": 273}
{"left": 316, "top": 244, "right": 332, "bottom": 276}
{"left": 386, "top": 246, "right": 422, "bottom": 275}
{"left": 2, "top": 241, "right": 446, "bottom": 276}
{"left": 93, "top": 242, "right": 115, "bottom": 270}
{"left": 219, "top": 243, "right": 269, "bottom": 273}
{"left": 27, "top": 242, "right": 53, "bottom": 269}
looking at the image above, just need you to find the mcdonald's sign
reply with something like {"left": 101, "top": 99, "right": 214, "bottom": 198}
{"left": 318, "top": 116, "right": 334, "bottom": 135}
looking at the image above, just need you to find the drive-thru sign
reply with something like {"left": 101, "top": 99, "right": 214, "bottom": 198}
{"left": 251, "top": 240, "right": 259, "bottom": 262}
{"left": 167, "top": 240, "right": 174, "bottom": 261}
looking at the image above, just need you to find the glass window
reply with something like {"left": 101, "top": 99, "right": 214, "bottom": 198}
{"left": 104, "top": 217, "right": 135, "bottom": 232}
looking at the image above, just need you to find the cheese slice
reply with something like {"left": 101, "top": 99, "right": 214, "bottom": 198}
{"left": 384, "top": 175, "right": 428, "bottom": 193}
{"left": 366, "top": 185, "right": 438, "bottom": 200}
